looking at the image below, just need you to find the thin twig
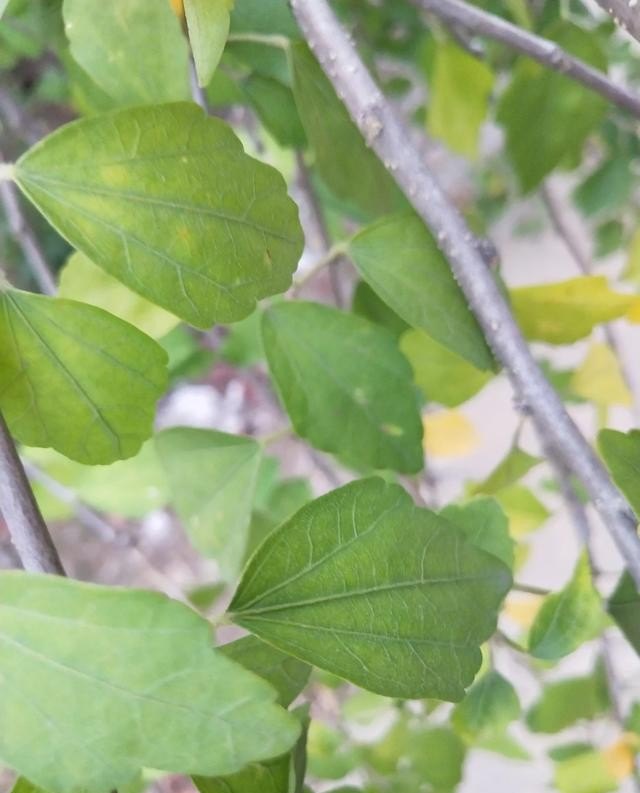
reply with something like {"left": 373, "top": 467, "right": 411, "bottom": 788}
{"left": 593, "top": 0, "right": 640, "bottom": 45}
{"left": 0, "top": 161, "right": 57, "bottom": 295}
{"left": 289, "top": 0, "right": 640, "bottom": 589}
{"left": 0, "top": 413, "right": 65, "bottom": 574}
{"left": 291, "top": 243, "right": 347, "bottom": 294}
{"left": 414, "top": 0, "right": 640, "bottom": 118}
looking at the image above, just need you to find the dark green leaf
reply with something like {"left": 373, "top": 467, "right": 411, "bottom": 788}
{"left": 607, "top": 572, "right": 640, "bottom": 656}
{"left": 598, "top": 429, "right": 640, "bottom": 517}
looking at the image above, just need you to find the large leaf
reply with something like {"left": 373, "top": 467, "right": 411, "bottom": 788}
{"left": 400, "top": 329, "right": 492, "bottom": 407}
{"left": 598, "top": 429, "right": 640, "bottom": 517}
{"left": 528, "top": 554, "right": 605, "bottom": 659}
{"left": 185, "top": 0, "right": 232, "bottom": 87}
{"left": 511, "top": 277, "right": 634, "bottom": 344}
{"left": 63, "top": 0, "right": 190, "bottom": 105}
{"left": 440, "top": 498, "right": 515, "bottom": 569}
{"left": 290, "top": 42, "right": 403, "bottom": 218}
{"left": 262, "top": 302, "right": 424, "bottom": 473}
{"left": 219, "top": 635, "right": 311, "bottom": 707}
{"left": 497, "top": 22, "right": 607, "bottom": 192}
{"left": 428, "top": 38, "right": 494, "bottom": 160}
{"left": 14, "top": 103, "right": 304, "bottom": 328}
{"left": 527, "top": 664, "right": 610, "bottom": 733}
{"left": 230, "top": 477, "right": 511, "bottom": 700}
{"left": 156, "top": 427, "right": 262, "bottom": 579}
{"left": 0, "top": 572, "right": 299, "bottom": 793}
{"left": 0, "top": 289, "right": 167, "bottom": 464}
{"left": 349, "top": 214, "right": 494, "bottom": 370}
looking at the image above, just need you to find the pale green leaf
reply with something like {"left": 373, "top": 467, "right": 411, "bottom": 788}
{"left": 494, "top": 484, "right": 550, "bottom": 537}
{"left": 497, "top": 22, "right": 607, "bottom": 192}
{"left": 230, "top": 477, "right": 511, "bottom": 700}
{"left": 63, "top": 0, "right": 190, "bottom": 105}
{"left": 527, "top": 664, "right": 609, "bottom": 733}
{"left": 511, "top": 277, "right": 634, "bottom": 344}
{"left": 0, "top": 289, "right": 167, "bottom": 464}
{"left": 400, "top": 329, "right": 492, "bottom": 407}
{"left": 452, "top": 671, "right": 520, "bottom": 741}
{"left": 471, "top": 447, "right": 541, "bottom": 496}
{"left": 185, "top": 0, "right": 232, "bottom": 88}
{"left": 14, "top": 103, "right": 304, "bottom": 328}
{"left": 262, "top": 302, "right": 424, "bottom": 473}
{"left": 156, "top": 427, "right": 262, "bottom": 580}
{"left": 440, "top": 498, "right": 515, "bottom": 569}
{"left": 554, "top": 750, "right": 618, "bottom": 793}
{"left": 528, "top": 554, "right": 605, "bottom": 659}
{"left": 598, "top": 429, "right": 640, "bottom": 518}
{"left": 349, "top": 214, "right": 494, "bottom": 370}
{"left": 0, "top": 571, "right": 299, "bottom": 793}
{"left": 0, "top": 0, "right": 9, "bottom": 18}
{"left": 570, "top": 343, "right": 632, "bottom": 407}
{"left": 59, "top": 252, "right": 180, "bottom": 339}
{"left": 10, "top": 780, "right": 47, "bottom": 793}
{"left": 428, "top": 39, "right": 494, "bottom": 159}
{"left": 219, "top": 635, "right": 311, "bottom": 707}
{"left": 290, "top": 42, "right": 403, "bottom": 218}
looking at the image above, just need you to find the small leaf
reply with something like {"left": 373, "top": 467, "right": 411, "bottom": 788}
{"left": 156, "top": 427, "right": 262, "bottom": 580}
{"left": 526, "top": 664, "right": 609, "bottom": 733}
{"left": 0, "top": 289, "right": 167, "bottom": 464}
{"left": 262, "top": 302, "right": 424, "bottom": 473}
{"left": 428, "top": 38, "right": 494, "bottom": 159}
{"left": 290, "top": 42, "right": 403, "bottom": 218}
{"left": 349, "top": 214, "right": 494, "bottom": 370}
{"left": 422, "top": 410, "right": 479, "bottom": 459}
{"left": 219, "top": 635, "right": 311, "bottom": 707}
{"left": 400, "top": 329, "right": 492, "bottom": 407}
{"left": 14, "top": 103, "right": 303, "bottom": 327}
{"left": 452, "top": 671, "right": 520, "bottom": 741}
{"left": 471, "top": 446, "right": 541, "bottom": 496}
{"left": 511, "top": 277, "right": 634, "bottom": 344}
{"left": 494, "top": 485, "right": 550, "bottom": 537}
{"left": 598, "top": 429, "right": 640, "bottom": 517}
{"left": 441, "top": 498, "right": 514, "bottom": 569}
{"left": 554, "top": 750, "right": 618, "bottom": 793}
{"left": 59, "top": 252, "right": 180, "bottom": 339}
{"left": 63, "top": 0, "right": 190, "bottom": 105}
{"left": 0, "top": 571, "right": 299, "bottom": 793}
{"left": 230, "top": 477, "right": 511, "bottom": 700}
{"left": 185, "top": 0, "right": 233, "bottom": 87}
{"left": 528, "top": 554, "right": 605, "bottom": 660}
{"left": 570, "top": 343, "right": 632, "bottom": 407}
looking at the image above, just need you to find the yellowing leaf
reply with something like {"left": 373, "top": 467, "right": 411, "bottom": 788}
{"left": 423, "top": 411, "right": 478, "bottom": 459}
{"left": 504, "top": 594, "right": 543, "bottom": 630}
{"left": 625, "top": 297, "right": 640, "bottom": 323}
{"left": 570, "top": 343, "right": 632, "bottom": 407}
{"left": 602, "top": 738, "right": 635, "bottom": 780}
{"left": 623, "top": 228, "right": 640, "bottom": 286}
{"left": 170, "top": 0, "right": 185, "bottom": 16}
{"left": 511, "top": 277, "right": 635, "bottom": 344}
{"left": 495, "top": 484, "right": 550, "bottom": 537}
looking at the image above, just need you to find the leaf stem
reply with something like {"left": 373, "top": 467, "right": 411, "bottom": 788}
{"left": 0, "top": 412, "right": 65, "bottom": 574}
{"left": 291, "top": 242, "right": 349, "bottom": 294}
{"left": 512, "top": 582, "right": 549, "bottom": 596}
{"left": 227, "top": 33, "right": 290, "bottom": 49}
{"left": 289, "top": 0, "right": 640, "bottom": 590}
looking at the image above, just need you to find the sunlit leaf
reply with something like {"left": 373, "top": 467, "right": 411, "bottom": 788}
{"left": 471, "top": 446, "right": 541, "bottom": 496}
{"left": 423, "top": 411, "right": 479, "bottom": 459}
{"left": 494, "top": 485, "right": 550, "bottom": 537}
{"left": 570, "top": 343, "right": 631, "bottom": 407}
{"left": 185, "top": 0, "right": 233, "bottom": 87}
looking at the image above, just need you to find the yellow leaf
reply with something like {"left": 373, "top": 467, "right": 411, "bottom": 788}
{"left": 504, "top": 594, "right": 542, "bottom": 629}
{"left": 626, "top": 297, "right": 640, "bottom": 323}
{"left": 170, "top": 0, "right": 184, "bottom": 17}
{"left": 511, "top": 276, "right": 635, "bottom": 343}
{"left": 570, "top": 343, "right": 632, "bottom": 407}
{"left": 603, "top": 738, "right": 635, "bottom": 779}
{"left": 423, "top": 411, "right": 478, "bottom": 458}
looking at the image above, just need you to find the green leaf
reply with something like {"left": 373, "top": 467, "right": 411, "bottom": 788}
{"left": 0, "top": 571, "right": 300, "bottom": 793}
{"left": 349, "top": 214, "right": 494, "bottom": 370}
{"left": 400, "top": 329, "right": 492, "bottom": 408}
{"left": 10, "top": 780, "right": 47, "bottom": 793}
{"left": 428, "top": 38, "right": 494, "bottom": 159}
{"left": 63, "top": 0, "right": 190, "bottom": 105}
{"left": 440, "top": 498, "right": 515, "bottom": 569}
{"left": 527, "top": 664, "right": 610, "bottom": 733}
{"left": 598, "top": 429, "right": 640, "bottom": 517}
{"left": 185, "top": 0, "right": 232, "bottom": 87}
{"left": 573, "top": 156, "right": 633, "bottom": 218}
{"left": 230, "top": 0, "right": 298, "bottom": 37}
{"left": 497, "top": 22, "right": 607, "bottom": 192}
{"left": 0, "top": 0, "right": 9, "bottom": 18}
{"left": 290, "top": 42, "right": 403, "bottom": 218}
{"left": 511, "top": 276, "right": 634, "bottom": 344}
{"left": 452, "top": 671, "right": 520, "bottom": 741}
{"left": 352, "top": 281, "right": 409, "bottom": 341}
{"left": 607, "top": 572, "right": 640, "bottom": 656}
{"left": 0, "top": 289, "right": 167, "bottom": 464}
{"left": 242, "top": 73, "right": 307, "bottom": 149}
{"left": 58, "top": 252, "right": 180, "bottom": 339}
{"left": 494, "top": 484, "right": 550, "bottom": 537}
{"left": 554, "top": 750, "right": 617, "bottom": 793}
{"left": 471, "top": 446, "right": 541, "bottom": 496}
{"left": 14, "top": 103, "right": 304, "bottom": 328}
{"left": 528, "top": 554, "right": 605, "bottom": 660}
{"left": 230, "top": 477, "right": 511, "bottom": 700}
{"left": 219, "top": 635, "right": 311, "bottom": 707}
{"left": 156, "top": 427, "right": 262, "bottom": 580}
{"left": 262, "top": 302, "right": 424, "bottom": 473}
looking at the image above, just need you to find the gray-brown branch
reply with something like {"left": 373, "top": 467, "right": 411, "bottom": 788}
{"left": 594, "top": 0, "right": 640, "bottom": 45}
{"left": 289, "top": 0, "right": 640, "bottom": 589}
